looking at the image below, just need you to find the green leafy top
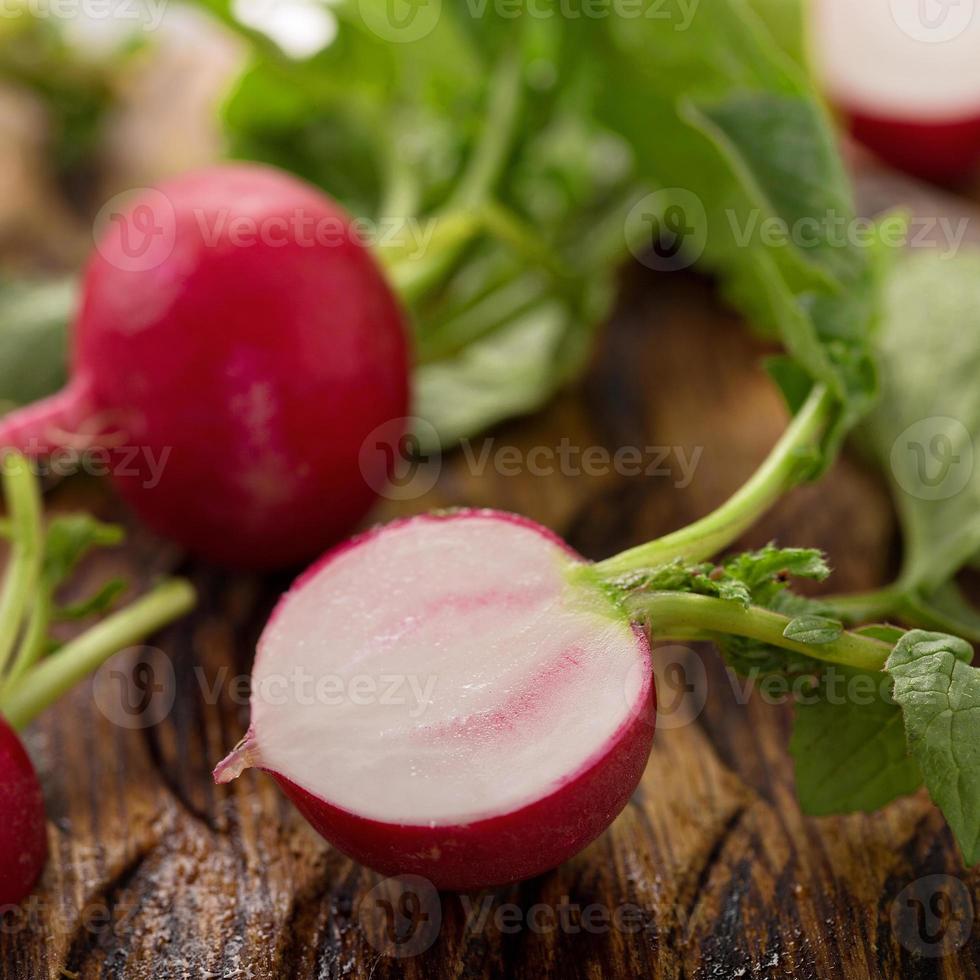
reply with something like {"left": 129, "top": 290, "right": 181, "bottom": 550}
{"left": 593, "top": 0, "right": 880, "bottom": 444}
{"left": 203, "top": 0, "right": 880, "bottom": 458}
{"left": 851, "top": 251, "right": 980, "bottom": 637}
{"left": 615, "top": 543, "right": 829, "bottom": 608}
{"left": 610, "top": 544, "right": 836, "bottom": 676}
{"left": 204, "top": 0, "right": 639, "bottom": 449}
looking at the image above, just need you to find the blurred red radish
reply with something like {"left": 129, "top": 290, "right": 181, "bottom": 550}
{"left": 811, "top": 0, "right": 980, "bottom": 182}
{"left": 214, "top": 510, "right": 655, "bottom": 890}
{"left": 0, "top": 715, "right": 47, "bottom": 905}
{"left": 0, "top": 164, "right": 410, "bottom": 569}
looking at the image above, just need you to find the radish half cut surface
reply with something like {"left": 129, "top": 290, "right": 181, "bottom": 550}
{"left": 812, "top": 0, "right": 980, "bottom": 181}
{"left": 215, "top": 510, "right": 655, "bottom": 890}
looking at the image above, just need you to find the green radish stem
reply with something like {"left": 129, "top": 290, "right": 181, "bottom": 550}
{"left": 0, "top": 453, "right": 43, "bottom": 679}
{"left": 818, "top": 585, "right": 908, "bottom": 627}
{"left": 624, "top": 591, "right": 891, "bottom": 673}
{"left": 5, "top": 596, "right": 50, "bottom": 690}
{"left": 581, "top": 383, "right": 899, "bottom": 674}
{"left": 593, "top": 384, "right": 836, "bottom": 578}
{"left": 417, "top": 271, "right": 553, "bottom": 364}
{"left": 443, "top": 48, "right": 523, "bottom": 212}
{"left": 0, "top": 578, "right": 195, "bottom": 730}
{"left": 378, "top": 48, "right": 526, "bottom": 304}
{"left": 383, "top": 200, "right": 562, "bottom": 308}
{"left": 823, "top": 583, "right": 980, "bottom": 643}
{"left": 0, "top": 449, "right": 195, "bottom": 728}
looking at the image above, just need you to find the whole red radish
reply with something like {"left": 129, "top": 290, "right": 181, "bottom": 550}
{"left": 0, "top": 715, "right": 47, "bottom": 905}
{"left": 0, "top": 164, "right": 410, "bottom": 569}
{"left": 215, "top": 510, "right": 655, "bottom": 890}
{"left": 811, "top": 0, "right": 980, "bottom": 182}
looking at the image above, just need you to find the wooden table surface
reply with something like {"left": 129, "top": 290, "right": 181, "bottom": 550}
{"left": 3, "top": 192, "right": 980, "bottom": 980}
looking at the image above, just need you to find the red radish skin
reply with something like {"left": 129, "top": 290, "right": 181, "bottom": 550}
{"left": 0, "top": 164, "right": 410, "bottom": 569}
{"left": 847, "top": 112, "right": 980, "bottom": 184}
{"left": 215, "top": 510, "right": 655, "bottom": 891}
{"left": 812, "top": 0, "right": 980, "bottom": 182}
{"left": 0, "top": 716, "right": 47, "bottom": 905}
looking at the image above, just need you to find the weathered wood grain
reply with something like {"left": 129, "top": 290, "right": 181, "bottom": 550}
{"left": 2, "top": 266, "right": 978, "bottom": 980}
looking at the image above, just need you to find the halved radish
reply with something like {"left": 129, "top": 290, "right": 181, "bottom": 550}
{"left": 811, "top": 0, "right": 980, "bottom": 182}
{"left": 215, "top": 510, "right": 654, "bottom": 890}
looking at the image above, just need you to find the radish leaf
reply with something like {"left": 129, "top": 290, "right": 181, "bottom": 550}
{"left": 790, "top": 668, "right": 923, "bottom": 815}
{"left": 847, "top": 251, "right": 980, "bottom": 638}
{"left": 0, "top": 279, "right": 73, "bottom": 414}
{"left": 41, "top": 514, "right": 123, "bottom": 588}
{"left": 595, "top": 0, "right": 879, "bottom": 441}
{"left": 53, "top": 579, "right": 127, "bottom": 622}
{"left": 887, "top": 631, "right": 980, "bottom": 866}
{"left": 783, "top": 615, "right": 843, "bottom": 645}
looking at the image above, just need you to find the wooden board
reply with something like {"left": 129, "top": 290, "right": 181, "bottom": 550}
{"left": 2, "top": 263, "right": 979, "bottom": 980}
